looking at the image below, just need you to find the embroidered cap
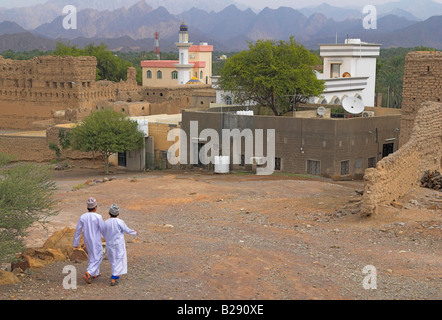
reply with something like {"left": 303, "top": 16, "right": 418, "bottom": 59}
{"left": 109, "top": 204, "right": 120, "bottom": 216}
{"left": 87, "top": 197, "right": 97, "bottom": 209}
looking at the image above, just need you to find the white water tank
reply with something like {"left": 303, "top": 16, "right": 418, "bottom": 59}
{"left": 236, "top": 110, "right": 254, "bottom": 116}
{"left": 214, "top": 156, "right": 230, "bottom": 174}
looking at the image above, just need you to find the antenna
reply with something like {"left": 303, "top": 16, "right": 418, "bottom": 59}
{"left": 317, "top": 106, "right": 326, "bottom": 117}
{"left": 154, "top": 32, "right": 160, "bottom": 60}
{"left": 342, "top": 96, "right": 365, "bottom": 115}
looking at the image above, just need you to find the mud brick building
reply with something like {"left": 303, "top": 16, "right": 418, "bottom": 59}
{"left": 0, "top": 55, "right": 139, "bottom": 130}
{"left": 400, "top": 51, "right": 442, "bottom": 146}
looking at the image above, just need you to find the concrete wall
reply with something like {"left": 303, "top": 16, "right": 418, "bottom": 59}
{"left": 181, "top": 110, "right": 401, "bottom": 179}
{"left": 361, "top": 101, "right": 442, "bottom": 216}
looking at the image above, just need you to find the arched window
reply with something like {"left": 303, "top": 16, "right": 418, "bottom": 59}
{"left": 172, "top": 71, "right": 178, "bottom": 79}
{"left": 200, "top": 71, "right": 203, "bottom": 79}
{"left": 331, "top": 97, "right": 341, "bottom": 105}
{"left": 146, "top": 70, "right": 152, "bottom": 79}
{"left": 225, "top": 96, "right": 233, "bottom": 105}
{"left": 157, "top": 71, "right": 162, "bottom": 79}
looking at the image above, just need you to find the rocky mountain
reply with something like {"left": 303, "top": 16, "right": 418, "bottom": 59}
{"left": 0, "top": 2, "right": 61, "bottom": 29}
{"left": 33, "top": 3, "right": 181, "bottom": 40}
{"left": 299, "top": 3, "right": 362, "bottom": 22}
{"left": 299, "top": 0, "right": 442, "bottom": 21}
{"left": 376, "top": 0, "right": 442, "bottom": 20}
{"left": 0, "top": 21, "right": 27, "bottom": 35}
{"left": 0, "top": 0, "right": 246, "bottom": 30}
{"left": 0, "top": 32, "right": 56, "bottom": 52}
{"left": 0, "top": 2, "right": 441, "bottom": 53}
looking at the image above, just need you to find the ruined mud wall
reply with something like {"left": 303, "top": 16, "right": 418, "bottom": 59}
{"left": 0, "top": 135, "right": 53, "bottom": 162}
{"left": 0, "top": 55, "right": 139, "bottom": 130}
{"left": 400, "top": 51, "right": 442, "bottom": 146}
{"left": 361, "top": 101, "right": 442, "bottom": 216}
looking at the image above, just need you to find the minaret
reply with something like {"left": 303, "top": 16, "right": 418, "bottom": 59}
{"left": 174, "top": 20, "right": 194, "bottom": 85}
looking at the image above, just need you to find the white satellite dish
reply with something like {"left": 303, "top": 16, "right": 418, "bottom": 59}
{"left": 342, "top": 97, "right": 365, "bottom": 115}
{"left": 317, "top": 106, "right": 326, "bottom": 117}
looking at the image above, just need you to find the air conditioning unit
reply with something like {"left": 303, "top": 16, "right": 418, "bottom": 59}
{"left": 362, "top": 111, "right": 375, "bottom": 117}
{"left": 251, "top": 157, "right": 266, "bottom": 165}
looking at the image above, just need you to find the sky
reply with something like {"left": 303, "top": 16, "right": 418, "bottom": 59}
{"left": 2, "top": 0, "right": 442, "bottom": 9}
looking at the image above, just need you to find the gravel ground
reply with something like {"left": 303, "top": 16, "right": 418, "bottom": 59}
{"left": 0, "top": 164, "right": 441, "bottom": 301}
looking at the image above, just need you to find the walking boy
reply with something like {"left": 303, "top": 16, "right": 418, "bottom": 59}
{"left": 73, "top": 197, "right": 105, "bottom": 284}
{"left": 103, "top": 204, "right": 137, "bottom": 286}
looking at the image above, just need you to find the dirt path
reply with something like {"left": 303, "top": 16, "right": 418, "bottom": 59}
{"left": 1, "top": 164, "right": 441, "bottom": 300}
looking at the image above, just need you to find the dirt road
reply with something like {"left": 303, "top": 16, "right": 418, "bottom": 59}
{"left": 1, "top": 164, "right": 441, "bottom": 300}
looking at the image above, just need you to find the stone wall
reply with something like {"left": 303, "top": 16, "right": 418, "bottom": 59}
{"left": 400, "top": 51, "right": 442, "bottom": 146}
{"left": 361, "top": 101, "right": 442, "bottom": 216}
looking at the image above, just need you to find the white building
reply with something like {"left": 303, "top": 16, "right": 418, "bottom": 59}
{"left": 314, "top": 39, "right": 381, "bottom": 107}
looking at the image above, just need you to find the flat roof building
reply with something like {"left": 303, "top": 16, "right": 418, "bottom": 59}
{"left": 314, "top": 39, "right": 381, "bottom": 107}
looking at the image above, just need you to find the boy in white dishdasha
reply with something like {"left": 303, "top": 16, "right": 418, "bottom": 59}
{"left": 73, "top": 197, "right": 105, "bottom": 284}
{"left": 103, "top": 204, "right": 137, "bottom": 286}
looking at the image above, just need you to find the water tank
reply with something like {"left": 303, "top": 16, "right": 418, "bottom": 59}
{"left": 214, "top": 156, "right": 230, "bottom": 174}
{"left": 236, "top": 110, "right": 254, "bottom": 116}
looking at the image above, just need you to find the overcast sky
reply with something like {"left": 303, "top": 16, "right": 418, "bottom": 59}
{"left": 2, "top": 0, "right": 442, "bottom": 9}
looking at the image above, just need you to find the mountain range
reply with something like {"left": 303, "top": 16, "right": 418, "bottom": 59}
{"left": 0, "top": 0, "right": 441, "bottom": 53}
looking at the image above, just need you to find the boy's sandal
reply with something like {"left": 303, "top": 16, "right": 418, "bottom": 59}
{"left": 83, "top": 272, "right": 92, "bottom": 284}
{"left": 91, "top": 275, "right": 101, "bottom": 279}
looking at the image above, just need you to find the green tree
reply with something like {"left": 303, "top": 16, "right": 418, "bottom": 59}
{"left": 71, "top": 109, "right": 145, "bottom": 174}
{"left": 0, "top": 156, "right": 58, "bottom": 264}
{"left": 218, "top": 37, "right": 324, "bottom": 116}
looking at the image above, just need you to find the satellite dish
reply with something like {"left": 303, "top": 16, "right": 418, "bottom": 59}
{"left": 317, "top": 106, "right": 326, "bottom": 117}
{"left": 342, "top": 96, "right": 365, "bottom": 115}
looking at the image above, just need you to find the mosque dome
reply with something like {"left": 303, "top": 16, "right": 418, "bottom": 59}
{"left": 180, "top": 20, "right": 188, "bottom": 32}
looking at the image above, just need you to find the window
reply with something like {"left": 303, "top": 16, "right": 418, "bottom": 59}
{"left": 340, "top": 160, "right": 350, "bottom": 176}
{"left": 225, "top": 96, "right": 233, "bottom": 105}
{"left": 368, "top": 157, "right": 377, "bottom": 168}
{"left": 146, "top": 70, "right": 152, "bottom": 79}
{"left": 275, "top": 158, "right": 281, "bottom": 171}
{"left": 331, "top": 64, "right": 340, "bottom": 78}
{"left": 200, "top": 71, "right": 203, "bottom": 79}
{"left": 307, "top": 160, "right": 321, "bottom": 175}
{"left": 382, "top": 143, "right": 394, "bottom": 158}
{"left": 157, "top": 71, "right": 162, "bottom": 79}
{"left": 171, "top": 71, "right": 178, "bottom": 79}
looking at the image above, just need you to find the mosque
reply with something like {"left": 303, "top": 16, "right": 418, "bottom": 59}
{"left": 141, "top": 21, "right": 213, "bottom": 87}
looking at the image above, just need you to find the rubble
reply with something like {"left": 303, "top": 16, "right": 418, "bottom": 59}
{"left": 421, "top": 171, "right": 441, "bottom": 191}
